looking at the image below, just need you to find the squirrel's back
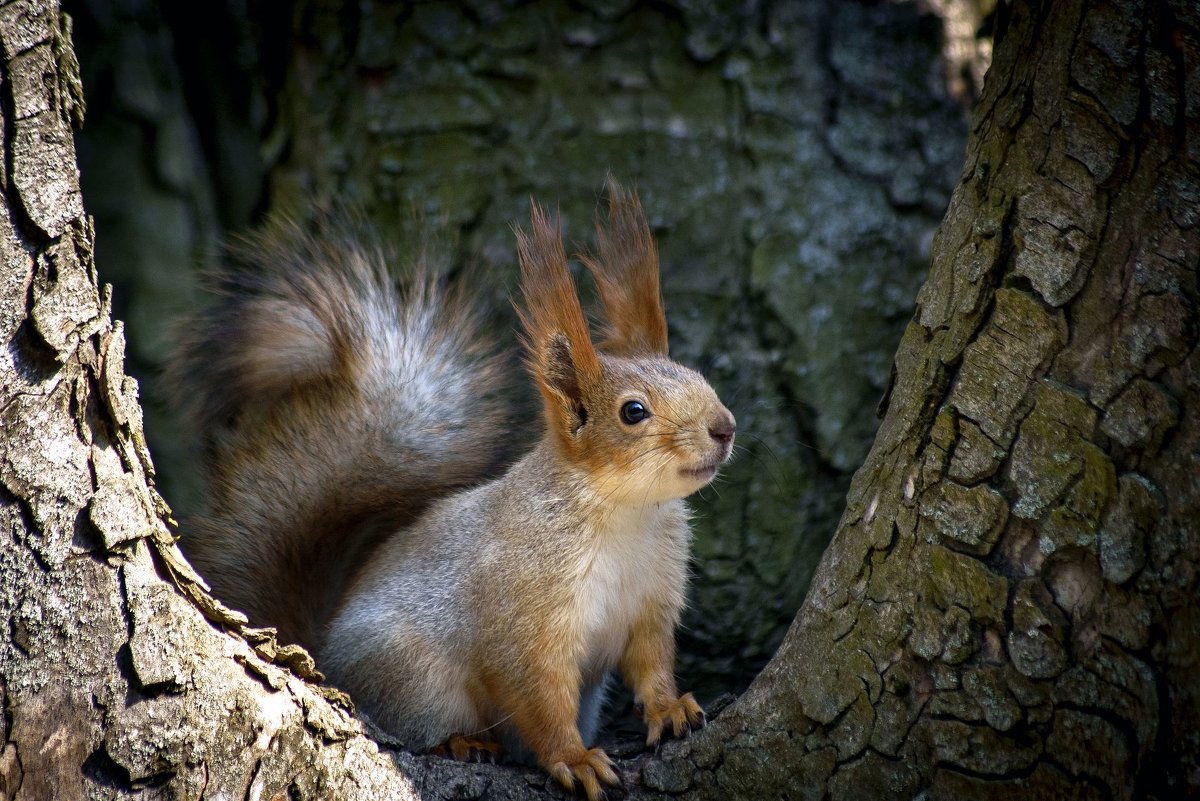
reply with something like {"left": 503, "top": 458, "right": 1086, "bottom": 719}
{"left": 171, "top": 219, "right": 513, "bottom": 648}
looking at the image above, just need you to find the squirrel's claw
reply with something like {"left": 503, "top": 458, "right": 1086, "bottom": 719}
{"left": 645, "top": 692, "right": 705, "bottom": 747}
{"left": 645, "top": 717, "right": 664, "bottom": 748}
{"left": 550, "top": 747, "right": 620, "bottom": 801}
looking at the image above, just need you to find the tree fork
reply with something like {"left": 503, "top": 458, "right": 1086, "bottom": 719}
{"left": 0, "top": 0, "right": 1196, "bottom": 800}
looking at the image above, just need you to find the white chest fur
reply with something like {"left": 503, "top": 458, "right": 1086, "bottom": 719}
{"left": 574, "top": 501, "right": 688, "bottom": 679}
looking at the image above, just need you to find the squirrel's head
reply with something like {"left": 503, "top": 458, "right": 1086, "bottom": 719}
{"left": 516, "top": 179, "right": 735, "bottom": 506}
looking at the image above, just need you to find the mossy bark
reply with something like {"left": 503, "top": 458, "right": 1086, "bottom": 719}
{"left": 671, "top": 0, "right": 1200, "bottom": 797}
{"left": 2, "top": 1, "right": 1197, "bottom": 800}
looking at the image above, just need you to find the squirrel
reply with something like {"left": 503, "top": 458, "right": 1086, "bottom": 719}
{"left": 172, "top": 180, "right": 736, "bottom": 801}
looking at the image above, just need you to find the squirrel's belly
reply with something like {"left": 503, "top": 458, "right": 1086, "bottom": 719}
{"left": 576, "top": 539, "right": 654, "bottom": 676}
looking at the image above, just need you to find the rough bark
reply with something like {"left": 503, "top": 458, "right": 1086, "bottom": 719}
{"left": 65, "top": 0, "right": 275, "bottom": 511}
{"left": 1, "top": 1, "right": 1197, "bottom": 801}
{"left": 664, "top": 0, "right": 1200, "bottom": 798}
{"left": 0, "top": 3, "right": 419, "bottom": 798}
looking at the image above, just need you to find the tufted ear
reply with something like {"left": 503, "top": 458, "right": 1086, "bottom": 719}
{"left": 578, "top": 177, "right": 669, "bottom": 357}
{"left": 514, "top": 202, "right": 601, "bottom": 439}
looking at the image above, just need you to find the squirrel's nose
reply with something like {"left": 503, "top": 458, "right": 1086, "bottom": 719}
{"left": 708, "top": 414, "right": 736, "bottom": 446}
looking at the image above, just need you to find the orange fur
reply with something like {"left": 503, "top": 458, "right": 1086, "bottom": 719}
{"left": 579, "top": 178, "right": 669, "bottom": 357}
{"left": 431, "top": 734, "right": 502, "bottom": 763}
{"left": 482, "top": 647, "right": 618, "bottom": 801}
{"left": 476, "top": 578, "right": 582, "bottom": 753}
{"left": 515, "top": 202, "right": 603, "bottom": 454}
{"left": 620, "top": 601, "right": 704, "bottom": 745}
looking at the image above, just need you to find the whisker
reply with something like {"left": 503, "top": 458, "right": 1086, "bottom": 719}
{"left": 463, "top": 710, "right": 517, "bottom": 737}
{"left": 648, "top": 408, "right": 696, "bottom": 434}
{"left": 592, "top": 441, "right": 678, "bottom": 505}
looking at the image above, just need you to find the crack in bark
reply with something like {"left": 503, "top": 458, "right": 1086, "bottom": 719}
{"left": 1040, "top": 754, "right": 1120, "bottom": 801}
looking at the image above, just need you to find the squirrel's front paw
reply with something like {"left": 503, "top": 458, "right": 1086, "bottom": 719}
{"left": 548, "top": 746, "right": 620, "bottom": 801}
{"left": 432, "top": 734, "right": 504, "bottom": 764}
{"left": 643, "top": 692, "right": 705, "bottom": 747}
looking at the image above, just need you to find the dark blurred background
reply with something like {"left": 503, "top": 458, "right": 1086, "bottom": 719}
{"left": 64, "top": 0, "right": 992, "bottom": 707}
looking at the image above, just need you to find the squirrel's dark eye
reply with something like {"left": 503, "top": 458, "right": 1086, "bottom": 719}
{"left": 620, "top": 400, "right": 649, "bottom": 425}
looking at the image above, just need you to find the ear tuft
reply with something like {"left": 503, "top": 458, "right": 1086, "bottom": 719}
{"left": 578, "top": 177, "right": 669, "bottom": 357}
{"left": 514, "top": 202, "right": 600, "bottom": 438}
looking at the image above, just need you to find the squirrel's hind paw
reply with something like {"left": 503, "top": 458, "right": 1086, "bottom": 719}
{"left": 432, "top": 734, "right": 503, "bottom": 764}
{"left": 549, "top": 747, "right": 620, "bottom": 801}
{"left": 645, "top": 692, "right": 705, "bottom": 747}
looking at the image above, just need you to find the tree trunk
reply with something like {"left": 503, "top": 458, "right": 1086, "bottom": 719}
{"left": 671, "top": 0, "right": 1200, "bottom": 798}
{"left": 1, "top": 2, "right": 1196, "bottom": 801}
{"left": 0, "top": 4, "right": 419, "bottom": 798}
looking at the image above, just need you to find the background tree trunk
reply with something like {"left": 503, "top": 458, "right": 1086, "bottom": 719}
{"left": 1, "top": 1, "right": 1196, "bottom": 801}
{"left": 65, "top": 0, "right": 980, "bottom": 702}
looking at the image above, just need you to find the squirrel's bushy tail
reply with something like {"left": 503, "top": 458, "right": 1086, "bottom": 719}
{"left": 171, "top": 219, "right": 513, "bottom": 648}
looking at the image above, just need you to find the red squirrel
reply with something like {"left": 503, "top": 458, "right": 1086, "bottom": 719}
{"left": 173, "top": 180, "right": 735, "bottom": 799}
